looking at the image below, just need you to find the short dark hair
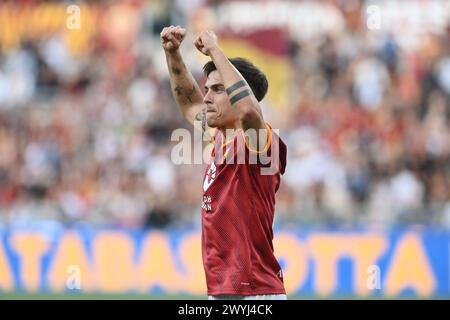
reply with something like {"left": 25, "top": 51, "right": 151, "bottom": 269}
{"left": 203, "top": 57, "right": 268, "bottom": 102}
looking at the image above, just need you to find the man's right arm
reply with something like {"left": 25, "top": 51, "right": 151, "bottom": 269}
{"left": 161, "top": 26, "right": 205, "bottom": 127}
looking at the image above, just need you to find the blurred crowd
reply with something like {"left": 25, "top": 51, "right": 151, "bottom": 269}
{"left": 0, "top": 0, "right": 449, "bottom": 228}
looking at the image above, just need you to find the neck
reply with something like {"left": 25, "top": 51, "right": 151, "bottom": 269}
{"left": 219, "top": 123, "right": 241, "bottom": 144}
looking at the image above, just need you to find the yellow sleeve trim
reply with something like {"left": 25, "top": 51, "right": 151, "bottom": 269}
{"left": 243, "top": 123, "right": 272, "bottom": 154}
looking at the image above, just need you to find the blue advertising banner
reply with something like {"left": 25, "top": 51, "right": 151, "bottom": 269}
{"left": 0, "top": 224, "right": 448, "bottom": 298}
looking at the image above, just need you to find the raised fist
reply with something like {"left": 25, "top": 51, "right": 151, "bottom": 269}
{"left": 161, "top": 25, "right": 186, "bottom": 52}
{"left": 194, "top": 31, "right": 219, "bottom": 56}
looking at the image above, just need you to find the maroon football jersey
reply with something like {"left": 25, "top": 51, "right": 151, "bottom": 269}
{"left": 201, "top": 124, "right": 287, "bottom": 296}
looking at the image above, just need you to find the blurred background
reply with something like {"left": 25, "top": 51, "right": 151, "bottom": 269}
{"left": 0, "top": 0, "right": 449, "bottom": 299}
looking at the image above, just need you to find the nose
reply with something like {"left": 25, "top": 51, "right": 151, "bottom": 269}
{"left": 203, "top": 90, "right": 212, "bottom": 104}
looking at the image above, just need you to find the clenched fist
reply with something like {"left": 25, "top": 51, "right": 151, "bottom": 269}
{"left": 161, "top": 25, "right": 186, "bottom": 52}
{"left": 194, "top": 31, "right": 219, "bottom": 56}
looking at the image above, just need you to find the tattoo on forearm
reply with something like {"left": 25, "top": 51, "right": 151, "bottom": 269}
{"left": 185, "top": 85, "right": 195, "bottom": 103}
{"left": 226, "top": 80, "right": 246, "bottom": 95}
{"left": 174, "top": 85, "right": 182, "bottom": 97}
{"left": 172, "top": 67, "right": 181, "bottom": 75}
{"left": 174, "top": 85, "right": 196, "bottom": 104}
{"left": 230, "top": 89, "right": 251, "bottom": 105}
{"left": 195, "top": 108, "right": 207, "bottom": 132}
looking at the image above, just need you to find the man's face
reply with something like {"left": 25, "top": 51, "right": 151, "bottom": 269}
{"left": 203, "top": 71, "right": 239, "bottom": 128}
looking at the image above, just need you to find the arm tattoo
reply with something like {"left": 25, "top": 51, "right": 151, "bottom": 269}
{"left": 195, "top": 108, "right": 207, "bottom": 132}
{"left": 185, "top": 85, "right": 195, "bottom": 103}
{"left": 172, "top": 67, "right": 181, "bottom": 75}
{"left": 226, "top": 80, "right": 246, "bottom": 95}
{"left": 174, "top": 85, "right": 195, "bottom": 103}
{"left": 229, "top": 89, "right": 251, "bottom": 105}
{"left": 174, "top": 85, "right": 182, "bottom": 97}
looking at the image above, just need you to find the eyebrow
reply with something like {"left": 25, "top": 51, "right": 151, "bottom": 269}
{"left": 204, "top": 84, "right": 225, "bottom": 91}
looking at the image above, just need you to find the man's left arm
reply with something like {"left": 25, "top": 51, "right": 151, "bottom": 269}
{"left": 194, "top": 31, "right": 269, "bottom": 152}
